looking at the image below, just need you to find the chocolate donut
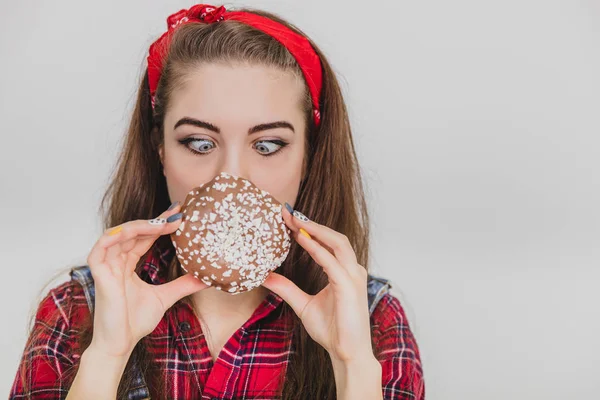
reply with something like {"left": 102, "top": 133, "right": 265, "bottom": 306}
{"left": 170, "top": 172, "right": 291, "bottom": 294}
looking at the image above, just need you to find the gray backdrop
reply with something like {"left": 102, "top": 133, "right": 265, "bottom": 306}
{"left": 1, "top": 0, "right": 598, "bottom": 398}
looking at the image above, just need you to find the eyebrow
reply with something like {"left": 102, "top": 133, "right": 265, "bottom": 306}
{"left": 173, "top": 117, "right": 295, "bottom": 135}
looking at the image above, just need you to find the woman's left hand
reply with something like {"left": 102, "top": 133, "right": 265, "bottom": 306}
{"left": 261, "top": 204, "right": 375, "bottom": 365}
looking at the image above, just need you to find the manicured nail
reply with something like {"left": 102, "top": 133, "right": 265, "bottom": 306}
{"left": 284, "top": 202, "right": 294, "bottom": 214}
{"left": 167, "top": 201, "right": 180, "bottom": 211}
{"left": 293, "top": 210, "right": 310, "bottom": 222}
{"left": 108, "top": 226, "right": 122, "bottom": 236}
{"left": 166, "top": 212, "right": 183, "bottom": 223}
{"left": 299, "top": 228, "right": 311, "bottom": 239}
{"left": 148, "top": 218, "right": 167, "bottom": 225}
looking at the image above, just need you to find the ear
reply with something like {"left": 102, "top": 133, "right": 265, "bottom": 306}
{"left": 153, "top": 126, "right": 166, "bottom": 176}
{"left": 157, "top": 141, "right": 166, "bottom": 178}
{"left": 158, "top": 145, "right": 166, "bottom": 177}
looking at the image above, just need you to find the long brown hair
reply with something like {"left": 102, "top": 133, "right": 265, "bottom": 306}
{"left": 19, "top": 6, "right": 375, "bottom": 399}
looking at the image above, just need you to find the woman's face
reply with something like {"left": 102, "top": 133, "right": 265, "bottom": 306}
{"left": 159, "top": 63, "right": 307, "bottom": 209}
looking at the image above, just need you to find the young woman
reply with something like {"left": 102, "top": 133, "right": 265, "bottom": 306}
{"left": 10, "top": 4, "right": 424, "bottom": 399}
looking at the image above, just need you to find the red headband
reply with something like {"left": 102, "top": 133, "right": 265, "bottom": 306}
{"left": 147, "top": 4, "right": 322, "bottom": 126}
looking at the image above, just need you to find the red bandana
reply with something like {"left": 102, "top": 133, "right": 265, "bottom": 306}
{"left": 147, "top": 4, "right": 323, "bottom": 126}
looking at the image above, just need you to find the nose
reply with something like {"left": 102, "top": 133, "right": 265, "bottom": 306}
{"left": 218, "top": 148, "right": 249, "bottom": 181}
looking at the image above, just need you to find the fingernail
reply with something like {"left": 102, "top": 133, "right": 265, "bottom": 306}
{"left": 284, "top": 202, "right": 294, "bottom": 214}
{"left": 166, "top": 212, "right": 183, "bottom": 223}
{"left": 293, "top": 210, "right": 310, "bottom": 222}
{"left": 167, "top": 201, "right": 180, "bottom": 211}
{"left": 299, "top": 228, "right": 311, "bottom": 239}
{"left": 108, "top": 226, "right": 122, "bottom": 236}
{"left": 148, "top": 218, "right": 167, "bottom": 225}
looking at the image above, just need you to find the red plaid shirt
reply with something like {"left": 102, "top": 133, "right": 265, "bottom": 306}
{"left": 10, "top": 246, "right": 425, "bottom": 399}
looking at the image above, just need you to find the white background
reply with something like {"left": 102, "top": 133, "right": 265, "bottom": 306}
{"left": 1, "top": 0, "right": 599, "bottom": 398}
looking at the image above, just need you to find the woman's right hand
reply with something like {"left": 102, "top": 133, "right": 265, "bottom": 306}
{"left": 85, "top": 202, "right": 208, "bottom": 358}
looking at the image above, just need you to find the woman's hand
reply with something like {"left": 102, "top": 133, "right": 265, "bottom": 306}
{"left": 86, "top": 203, "right": 208, "bottom": 358}
{"left": 261, "top": 204, "right": 374, "bottom": 365}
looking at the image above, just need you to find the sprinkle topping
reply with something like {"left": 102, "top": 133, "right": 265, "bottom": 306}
{"left": 170, "top": 172, "right": 291, "bottom": 295}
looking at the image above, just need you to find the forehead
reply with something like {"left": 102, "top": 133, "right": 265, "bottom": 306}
{"left": 165, "top": 63, "right": 306, "bottom": 128}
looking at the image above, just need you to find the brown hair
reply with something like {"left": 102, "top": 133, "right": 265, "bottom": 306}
{"left": 19, "top": 6, "right": 375, "bottom": 399}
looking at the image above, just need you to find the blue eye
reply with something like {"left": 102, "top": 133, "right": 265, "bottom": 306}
{"left": 182, "top": 138, "right": 215, "bottom": 154}
{"left": 254, "top": 140, "right": 287, "bottom": 157}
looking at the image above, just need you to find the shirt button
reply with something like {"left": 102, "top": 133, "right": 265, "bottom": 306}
{"left": 178, "top": 321, "right": 191, "bottom": 332}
